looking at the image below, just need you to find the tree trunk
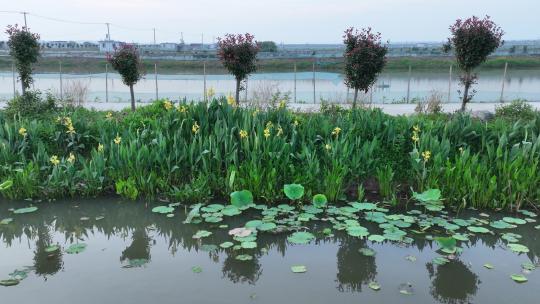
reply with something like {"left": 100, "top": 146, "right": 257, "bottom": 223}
{"left": 21, "top": 82, "right": 26, "bottom": 95}
{"left": 461, "top": 72, "right": 471, "bottom": 112}
{"left": 352, "top": 88, "right": 359, "bottom": 109}
{"left": 129, "top": 84, "right": 136, "bottom": 111}
{"left": 235, "top": 78, "right": 241, "bottom": 106}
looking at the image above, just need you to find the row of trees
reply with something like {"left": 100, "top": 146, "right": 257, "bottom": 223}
{"left": 6, "top": 16, "right": 504, "bottom": 111}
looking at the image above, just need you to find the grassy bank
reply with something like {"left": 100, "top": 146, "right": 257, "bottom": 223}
{"left": 1, "top": 55, "right": 539, "bottom": 74}
{"left": 1, "top": 97, "right": 539, "bottom": 210}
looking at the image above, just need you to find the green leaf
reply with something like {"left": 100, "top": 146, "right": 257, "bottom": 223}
{"left": 220, "top": 242, "right": 234, "bottom": 249}
{"left": 467, "top": 226, "right": 491, "bottom": 234}
{"left": 368, "top": 282, "right": 381, "bottom": 291}
{"left": 183, "top": 203, "right": 202, "bottom": 224}
{"left": 287, "top": 231, "right": 315, "bottom": 244}
{"left": 291, "top": 265, "right": 307, "bottom": 273}
{"left": 241, "top": 241, "right": 257, "bottom": 249}
{"left": 0, "top": 218, "right": 13, "bottom": 225}
{"left": 123, "top": 258, "right": 149, "bottom": 268}
{"left": 66, "top": 243, "right": 87, "bottom": 254}
{"left": 230, "top": 190, "right": 253, "bottom": 207}
{"left": 222, "top": 205, "right": 241, "bottom": 216}
{"left": 0, "top": 180, "right": 13, "bottom": 191}
{"left": 192, "top": 266, "right": 202, "bottom": 273}
{"left": 432, "top": 257, "right": 450, "bottom": 265}
{"left": 435, "top": 237, "right": 457, "bottom": 253}
{"left": 151, "top": 206, "right": 174, "bottom": 214}
{"left": 13, "top": 206, "right": 38, "bottom": 214}
{"left": 359, "top": 248, "right": 376, "bottom": 256}
{"left": 413, "top": 189, "right": 441, "bottom": 202}
{"left": 490, "top": 220, "right": 516, "bottom": 229}
{"left": 502, "top": 217, "right": 527, "bottom": 225}
{"left": 368, "top": 234, "right": 386, "bottom": 243}
{"left": 235, "top": 254, "right": 253, "bottom": 261}
{"left": 507, "top": 243, "right": 529, "bottom": 253}
{"left": 312, "top": 194, "right": 328, "bottom": 208}
{"left": 45, "top": 245, "right": 60, "bottom": 253}
{"left": 193, "top": 230, "right": 212, "bottom": 239}
{"left": 284, "top": 184, "right": 305, "bottom": 200}
{"left": 511, "top": 274, "right": 528, "bottom": 283}
{"left": 521, "top": 262, "right": 536, "bottom": 271}
{"left": 483, "top": 263, "right": 494, "bottom": 269}
{"left": 0, "top": 279, "right": 19, "bottom": 286}
{"left": 257, "top": 222, "right": 277, "bottom": 231}
{"left": 347, "top": 226, "right": 370, "bottom": 238}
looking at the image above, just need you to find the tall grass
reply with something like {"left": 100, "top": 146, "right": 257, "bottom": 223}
{"left": 1, "top": 98, "right": 539, "bottom": 210}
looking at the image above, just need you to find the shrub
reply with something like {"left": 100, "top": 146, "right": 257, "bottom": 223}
{"left": 6, "top": 25, "right": 40, "bottom": 94}
{"left": 495, "top": 100, "right": 538, "bottom": 121}
{"left": 4, "top": 91, "right": 57, "bottom": 118}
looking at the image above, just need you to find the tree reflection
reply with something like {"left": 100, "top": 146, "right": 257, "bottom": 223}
{"left": 427, "top": 259, "right": 480, "bottom": 304}
{"left": 120, "top": 228, "right": 152, "bottom": 264}
{"left": 335, "top": 238, "right": 377, "bottom": 292}
{"left": 33, "top": 226, "right": 63, "bottom": 278}
{"left": 221, "top": 254, "right": 262, "bottom": 285}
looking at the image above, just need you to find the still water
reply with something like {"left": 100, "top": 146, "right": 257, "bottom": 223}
{"left": 1, "top": 69, "right": 540, "bottom": 103}
{"left": 1, "top": 198, "right": 538, "bottom": 303}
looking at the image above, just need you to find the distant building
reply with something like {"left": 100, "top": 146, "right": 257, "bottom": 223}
{"left": 98, "top": 40, "right": 123, "bottom": 53}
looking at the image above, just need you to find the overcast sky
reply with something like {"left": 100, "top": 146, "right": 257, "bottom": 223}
{"left": 1, "top": 0, "right": 538, "bottom": 43}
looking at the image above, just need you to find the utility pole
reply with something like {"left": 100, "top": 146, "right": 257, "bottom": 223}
{"left": 59, "top": 61, "right": 63, "bottom": 100}
{"left": 105, "top": 23, "right": 111, "bottom": 41}
{"left": 500, "top": 62, "right": 508, "bottom": 103}
{"left": 154, "top": 63, "right": 158, "bottom": 100}
{"left": 22, "top": 12, "right": 28, "bottom": 28}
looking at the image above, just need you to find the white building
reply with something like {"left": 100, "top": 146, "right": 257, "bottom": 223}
{"left": 98, "top": 40, "right": 123, "bottom": 53}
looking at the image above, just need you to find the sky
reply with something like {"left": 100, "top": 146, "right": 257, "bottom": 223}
{"left": 1, "top": 0, "right": 538, "bottom": 44}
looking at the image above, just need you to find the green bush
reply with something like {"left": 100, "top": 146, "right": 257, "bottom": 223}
{"left": 495, "top": 99, "right": 538, "bottom": 122}
{"left": 4, "top": 91, "right": 57, "bottom": 118}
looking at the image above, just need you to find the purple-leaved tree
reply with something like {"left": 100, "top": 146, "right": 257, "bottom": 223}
{"left": 343, "top": 27, "right": 388, "bottom": 108}
{"left": 107, "top": 43, "right": 143, "bottom": 111}
{"left": 217, "top": 33, "right": 259, "bottom": 105}
{"left": 444, "top": 16, "right": 504, "bottom": 111}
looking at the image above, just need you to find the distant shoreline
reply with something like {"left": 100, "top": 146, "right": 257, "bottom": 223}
{"left": 1, "top": 55, "right": 539, "bottom": 74}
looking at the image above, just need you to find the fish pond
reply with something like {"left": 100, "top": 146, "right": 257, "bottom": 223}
{"left": 1, "top": 194, "right": 539, "bottom": 304}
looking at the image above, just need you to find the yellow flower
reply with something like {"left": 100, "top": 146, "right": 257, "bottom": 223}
{"left": 252, "top": 109, "right": 259, "bottom": 117}
{"left": 106, "top": 112, "right": 113, "bottom": 119}
{"left": 293, "top": 120, "right": 299, "bottom": 127}
{"left": 19, "top": 127, "right": 27, "bottom": 137}
{"left": 207, "top": 87, "right": 215, "bottom": 100}
{"left": 62, "top": 117, "right": 72, "bottom": 126}
{"left": 239, "top": 129, "right": 248, "bottom": 139}
{"left": 331, "top": 127, "right": 342, "bottom": 136}
{"left": 422, "top": 150, "right": 431, "bottom": 162}
{"left": 50, "top": 155, "right": 60, "bottom": 166}
{"left": 459, "top": 147, "right": 464, "bottom": 153}
{"left": 263, "top": 128, "right": 271, "bottom": 139}
{"left": 325, "top": 144, "right": 332, "bottom": 151}
{"left": 178, "top": 105, "right": 188, "bottom": 113}
{"left": 67, "top": 152, "right": 76, "bottom": 164}
{"left": 55, "top": 116, "right": 62, "bottom": 123}
{"left": 66, "top": 123, "right": 76, "bottom": 135}
{"left": 266, "top": 121, "right": 273, "bottom": 129}
{"left": 98, "top": 143, "right": 104, "bottom": 152}
{"left": 163, "top": 100, "right": 173, "bottom": 110}
{"left": 114, "top": 135, "right": 122, "bottom": 145}
{"left": 413, "top": 125, "right": 420, "bottom": 132}
{"left": 192, "top": 121, "right": 200, "bottom": 134}
{"left": 411, "top": 133, "right": 419, "bottom": 143}
{"left": 279, "top": 100, "right": 286, "bottom": 109}
{"left": 277, "top": 126, "right": 283, "bottom": 137}
{"left": 226, "top": 94, "right": 235, "bottom": 106}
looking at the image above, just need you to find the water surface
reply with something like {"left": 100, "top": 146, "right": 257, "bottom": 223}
{"left": 1, "top": 198, "right": 538, "bottom": 303}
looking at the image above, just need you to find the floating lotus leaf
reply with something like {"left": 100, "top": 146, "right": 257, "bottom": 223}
{"left": 284, "top": 184, "right": 304, "bottom": 200}
{"left": 13, "top": 206, "right": 38, "bottom": 214}
{"left": 298, "top": 213, "right": 315, "bottom": 222}
{"left": 511, "top": 274, "right": 528, "bottom": 283}
{"left": 220, "top": 242, "right": 234, "bottom": 249}
{"left": 235, "top": 254, "right": 253, "bottom": 261}
{"left": 123, "top": 258, "right": 149, "bottom": 268}
{"left": 490, "top": 220, "right": 516, "bottom": 229}
{"left": 287, "top": 231, "right": 315, "bottom": 244}
{"left": 66, "top": 243, "right": 87, "bottom": 254}
{"left": 502, "top": 217, "right": 527, "bottom": 225}
{"left": 359, "top": 248, "right": 376, "bottom": 256}
{"left": 398, "top": 283, "right": 414, "bottom": 295}
{"left": 193, "top": 230, "right": 212, "bottom": 239}
{"left": 0, "top": 279, "right": 19, "bottom": 286}
{"left": 483, "top": 263, "right": 494, "bottom": 269}
{"left": 230, "top": 190, "right": 253, "bottom": 207}
{"left": 522, "top": 262, "right": 536, "bottom": 271}
{"left": 519, "top": 210, "right": 537, "bottom": 217}
{"left": 0, "top": 218, "right": 13, "bottom": 225}
{"left": 405, "top": 255, "right": 417, "bottom": 262}
{"left": 467, "top": 226, "right": 491, "bottom": 234}
{"left": 291, "top": 265, "right": 307, "bottom": 273}
{"left": 201, "top": 204, "right": 224, "bottom": 213}
{"left": 435, "top": 237, "right": 457, "bottom": 254}
{"left": 278, "top": 204, "right": 295, "bottom": 212}
{"left": 151, "top": 206, "right": 174, "bottom": 214}
{"left": 432, "top": 256, "right": 450, "bottom": 265}
{"left": 507, "top": 243, "right": 529, "bottom": 253}
{"left": 347, "top": 226, "right": 370, "bottom": 238}
{"left": 245, "top": 220, "right": 263, "bottom": 229}
{"left": 9, "top": 269, "right": 28, "bottom": 280}
{"left": 241, "top": 241, "right": 257, "bottom": 249}
{"left": 222, "top": 205, "right": 241, "bottom": 216}
{"left": 501, "top": 232, "right": 521, "bottom": 243}
{"left": 303, "top": 205, "right": 323, "bottom": 214}
{"left": 452, "top": 233, "right": 470, "bottom": 241}
{"left": 229, "top": 227, "right": 253, "bottom": 237}
{"left": 452, "top": 219, "right": 471, "bottom": 227}
{"left": 368, "top": 234, "right": 386, "bottom": 243}
{"left": 312, "top": 194, "right": 328, "bottom": 208}
{"left": 257, "top": 222, "right": 277, "bottom": 231}
{"left": 192, "top": 266, "right": 202, "bottom": 273}
{"left": 368, "top": 282, "right": 381, "bottom": 291}
{"left": 45, "top": 245, "right": 60, "bottom": 253}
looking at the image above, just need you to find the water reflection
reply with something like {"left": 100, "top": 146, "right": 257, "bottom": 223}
{"left": 1, "top": 198, "right": 539, "bottom": 303}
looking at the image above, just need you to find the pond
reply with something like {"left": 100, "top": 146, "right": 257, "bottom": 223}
{"left": 1, "top": 197, "right": 538, "bottom": 304}
{"left": 1, "top": 68, "right": 540, "bottom": 104}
